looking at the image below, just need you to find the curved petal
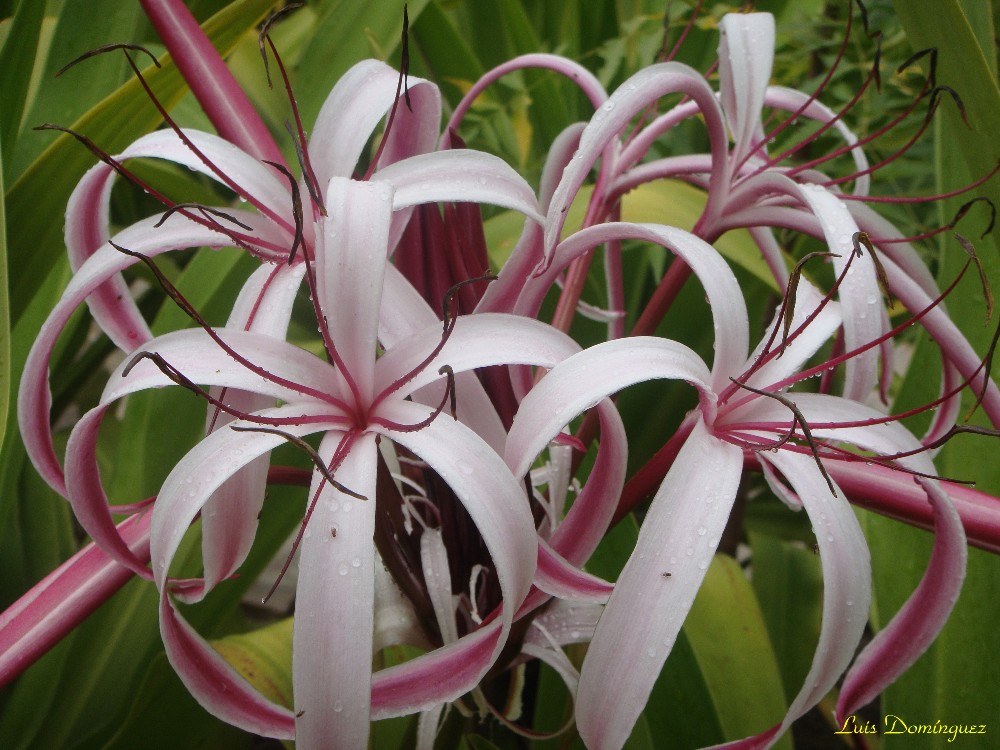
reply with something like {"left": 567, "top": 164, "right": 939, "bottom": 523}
{"left": 748, "top": 281, "right": 842, "bottom": 386}
{"left": 309, "top": 59, "right": 438, "bottom": 188}
{"left": 765, "top": 86, "right": 870, "bottom": 195}
{"left": 837, "top": 477, "right": 967, "bottom": 720}
{"left": 533, "top": 540, "right": 613, "bottom": 602}
{"left": 201, "top": 262, "right": 309, "bottom": 591}
{"left": 379, "top": 150, "right": 542, "bottom": 223}
{"left": 577, "top": 421, "right": 742, "bottom": 750}
{"left": 547, "top": 400, "right": 627, "bottom": 566}
{"left": 747, "top": 450, "right": 871, "bottom": 747}
{"left": 550, "top": 222, "right": 749, "bottom": 391}
{"left": 793, "top": 184, "right": 883, "bottom": 401}
{"left": 446, "top": 53, "right": 607, "bottom": 138}
{"left": 160, "top": 593, "right": 295, "bottom": 739}
{"left": 152, "top": 408, "right": 341, "bottom": 739}
{"left": 420, "top": 528, "right": 459, "bottom": 644}
{"left": 64, "top": 405, "right": 156, "bottom": 579}
{"left": 118, "top": 129, "right": 293, "bottom": 223}
{"left": 64, "top": 130, "right": 292, "bottom": 350}
{"left": 718, "top": 13, "right": 775, "bottom": 166}
{"left": 293, "top": 432, "right": 377, "bottom": 749}
{"left": 19, "top": 215, "right": 246, "bottom": 496}
{"left": 102, "top": 328, "right": 342, "bottom": 407}
{"left": 506, "top": 337, "right": 714, "bottom": 479}
{"left": 543, "top": 62, "right": 728, "bottom": 265}
{"left": 149, "top": 405, "right": 341, "bottom": 594}
{"left": 373, "top": 313, "right": 581, "bottom": 397}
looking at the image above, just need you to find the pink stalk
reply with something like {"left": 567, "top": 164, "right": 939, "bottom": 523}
{"left": 139, "top": 0, "right": 286, "bottom": 167}
{"left": 824, "top": 460, "right": 1000, "bottom": 555}
{"left": 0, "top": 512, "right": 152, "bottom": 689}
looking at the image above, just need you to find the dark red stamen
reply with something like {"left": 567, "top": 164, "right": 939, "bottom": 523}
{"left": 112, "top": 242, "right": 349, "bottom": 408}
{"left": 123, "top": 351, "right": 339, "bottom": 427}
{"left": 362, "top": 5, "right": 413, "bottom": 181}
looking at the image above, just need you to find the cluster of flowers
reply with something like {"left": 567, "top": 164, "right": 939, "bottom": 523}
{"left": 3, "top": 1, "right": 999, "bottom": 748}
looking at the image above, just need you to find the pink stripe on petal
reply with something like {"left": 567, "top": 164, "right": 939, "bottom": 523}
{"left": 19, "top": 215, "right": 273, "bottom": 496}
{"left": 372, "top": 622, "right": 502, "bottom": 717}
{"left": 65, "top": 163, "right": 150, "bottom": 350}
{"left": 755, "top": 451, "right": 871, "bottom": 741}
{"left": 836, "top": 477, "right": 967, "bottom": 720}
{"left": 542, "top": 62, "right": 728, "bottom": 264}
{"left": 160, "top": 594, "right": 295, "bottom": 738}
{"left": 532, "top": 540, "right": 613, "bottom": 603}
{"left": 309, "top": 60, "right": 437, "bottom": 189}
{"left": 552, "top": 222, "right": 749, "bottom": 392}
{"left": 64, "top": 405, "right": 156, "bottom": 579}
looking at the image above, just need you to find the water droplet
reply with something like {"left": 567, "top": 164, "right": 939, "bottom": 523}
{"left": 646, "top": 647, "right": 657, "bottom": 658}
{"left": 602, "top": 100, "right": 616, "bottom": 112}
{"left": 846, "top": 600, "right": 854, "bottom": 607}
{"left": 685, "top": 547, "right": 694, "bottom": 556}
{"left": 570, "top": 630, "right": 581, "bottom": 639}
{"left": 697, "top": 526, "right": 707, "bottom": 536}
{"left": 351, "top": 556, "right": 362, "bottom": 568}
{"left": 457, "top": 460, "right": 475, "bottom": 476}
{"left": 333, "top": 700, "right": 344, "bottom": 713}
{"left": 337, "top": 562, "right": 350, "bottom": 576}
{"left": 697, "top": 561, "right": 708, "bottom": 570}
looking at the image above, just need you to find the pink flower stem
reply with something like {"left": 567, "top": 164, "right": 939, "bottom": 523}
{"left": 139, "top": 0, "right": 286, "bottom": 167}
{"left": 0, "top": 512, "right": 152, "bottom": 689}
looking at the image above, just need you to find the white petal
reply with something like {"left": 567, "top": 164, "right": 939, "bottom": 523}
{"left": 293, "top": 432, "right": 377, "bottom": 749}
{"left": 577, "top": 421, "right": 742, "bottom": 749}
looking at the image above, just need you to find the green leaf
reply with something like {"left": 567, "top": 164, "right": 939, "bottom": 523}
{"left": 0, "top": 129, "right": 8, "bottom": 454}
{"left": 680, "top": 555, "right": 791, "bottom": 747}
{"left": 0, "top": 0, "right": 46, "bottom": 174}
{"left": 748, "top": 530, "right": 823, "bottom": 707}
{"left": 8, "top": 0, "right": 144, "bottom": 179}
{"left": 295, "top": 0, "right": 431, "bottom": 129}
{"left": 95, "top": 654, "right": 255, "bottom": 750}
{"left": 211, "top": 618, "right": 294, "bottom": 710}
{"left": 870, "top": 3, "right": 1000, "bottom": 746}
